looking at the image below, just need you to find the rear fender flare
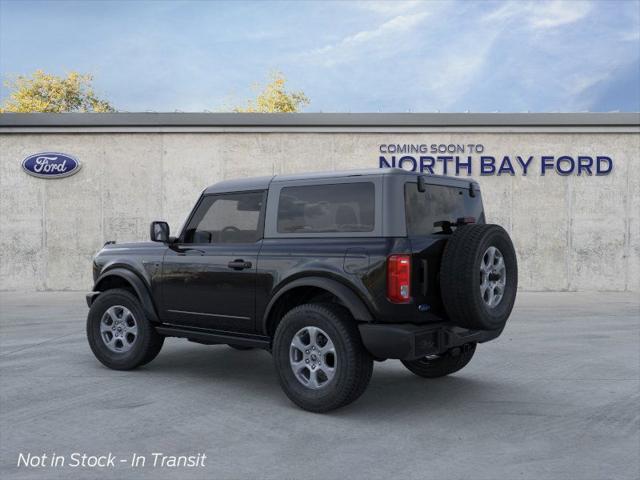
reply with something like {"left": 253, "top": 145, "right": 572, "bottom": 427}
{"left": 261, "top": 276, "right": 373, "bottom": 334}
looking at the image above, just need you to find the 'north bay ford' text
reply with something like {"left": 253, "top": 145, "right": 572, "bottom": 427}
{"left": 378, "top": 144, "right": 613, "bottom": 176}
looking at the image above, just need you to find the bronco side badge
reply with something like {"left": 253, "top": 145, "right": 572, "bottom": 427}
{"left": 22, "top": 152, "right": 81, "bottom": 179}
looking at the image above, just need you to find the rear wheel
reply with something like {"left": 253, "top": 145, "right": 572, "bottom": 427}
{"left": 402, "top": 343, "right": 476, "bottom": 378}
{"left": 87, "top": 289, "right": 164, "bottom": 370}
{"left": 273, "top": 303, "right": 373, "bottom": 412}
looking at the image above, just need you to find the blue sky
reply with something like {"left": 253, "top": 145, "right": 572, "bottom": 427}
{"left": 1, "top": 0, "right": 639, "bottom": 112}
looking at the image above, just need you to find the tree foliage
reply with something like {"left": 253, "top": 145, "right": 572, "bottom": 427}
{"left": 234, "top": 72, "right": 309, "bottom": 113}
{"left": 1, "top": 70, "right": 115, "bottom": 113}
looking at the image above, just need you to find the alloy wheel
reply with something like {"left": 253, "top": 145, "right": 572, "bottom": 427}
{"left": 480, "top": 246, "right": 506, "bottom": 308}
{"left": 289, "top": 326, "right": 337, "bottom": 389}
{"left": 100, "top": 305, "right": 138, "bottom": 353}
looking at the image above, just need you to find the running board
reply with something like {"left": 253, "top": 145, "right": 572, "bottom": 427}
{"left": 155, "top": 325, "right": 271, "bottom": 350}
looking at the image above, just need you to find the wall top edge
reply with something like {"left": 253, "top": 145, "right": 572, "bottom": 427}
{"left": 1, "top": 126, "right": 639, "bottom": 134}
{"left": 1, "top": 112, "right": 639, "bottom": 129}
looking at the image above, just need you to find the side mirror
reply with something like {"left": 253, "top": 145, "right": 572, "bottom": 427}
{"left": 150, "top": 221, "right": 170, "bottom": 243}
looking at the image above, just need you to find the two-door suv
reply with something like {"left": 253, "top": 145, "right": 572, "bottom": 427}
{"left": 87, "top": 168, "right": 517, "bottom": 412}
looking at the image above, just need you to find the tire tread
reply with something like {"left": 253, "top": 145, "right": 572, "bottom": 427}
{"left": 440, "top": 224, "right": 517, "bottom": 330}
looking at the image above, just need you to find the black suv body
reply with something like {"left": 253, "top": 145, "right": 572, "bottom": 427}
{"left": 87, "top": 168, "right": 517, "bottom": 411}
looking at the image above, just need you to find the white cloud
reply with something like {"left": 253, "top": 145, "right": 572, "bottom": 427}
{"left": 302, "top": 11, "right": 429, "bottom": 67}
{"left": 418, "top": 29, "right": 500, "bottom": 110}
{"left": 352, "top": 0, "right": 427, "bottom": 15}
{"left": 293, "top": 0, "right": 630, "bottom": 112}
{"left": 529, "top": 0, "right": 592, "bottom": 29}
{"left": 481, "top": 1, "right": 523, "bottom": 23}
{"left": 568, "top": 72, "right": 612, "bottom": 98}
{"left": 620, "top": 30, "right": 640, "bottom": 42}
{"left": 482, "top": 0, "right": 592, "bottom": 30}
{"left": 414, "top": 0, "right": 592, "bottom": 110}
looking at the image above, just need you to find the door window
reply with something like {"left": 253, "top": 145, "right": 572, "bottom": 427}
{"left": 183, "top": 192, "right": 264, "bottom": 244}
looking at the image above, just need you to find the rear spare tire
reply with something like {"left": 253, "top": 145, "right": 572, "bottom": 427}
{"left": 440, "top": 224, "right": 517, "bottom": 330}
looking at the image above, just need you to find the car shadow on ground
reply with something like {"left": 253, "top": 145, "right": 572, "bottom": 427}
{"left": 124, "top": 340, "right": 514, "bottom": 416}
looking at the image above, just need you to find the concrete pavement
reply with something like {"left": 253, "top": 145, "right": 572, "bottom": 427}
{"left": 0, "top": 291, "right": 638, "bottom": 480}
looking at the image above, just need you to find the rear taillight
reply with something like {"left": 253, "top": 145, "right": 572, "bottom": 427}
{"left": 387, "top": 255, "right": 411, "bottom": 303}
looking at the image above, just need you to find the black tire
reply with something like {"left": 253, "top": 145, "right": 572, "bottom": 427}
{"left": 86, "top": 289, "right": 164, "bottom": 370}
{"left": 440, "top": 224, "right": 518, "bottom": 330}
{"left": 402, "top": 343, "right": 476, "bottom": 378}
{"left": 228, "top": 344, "right": 254, "bottom": 351}
{"left": 273, "top": 303, "right": 373, "bottom": 413}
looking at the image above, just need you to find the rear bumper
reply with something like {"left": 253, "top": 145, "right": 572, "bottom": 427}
{"left": 358, "top": 322, "right": 502, "bottom": 361}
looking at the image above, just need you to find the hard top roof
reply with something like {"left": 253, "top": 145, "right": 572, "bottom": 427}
{"left": 203, "top": 168, "right": 473, "bottom": 194}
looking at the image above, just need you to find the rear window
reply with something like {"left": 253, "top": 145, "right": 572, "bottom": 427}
{"left": 405, "top": 182, "right": 483, "bottom": 235}
{"left": 277, "top": 182, "right": 375, "bottom": 234}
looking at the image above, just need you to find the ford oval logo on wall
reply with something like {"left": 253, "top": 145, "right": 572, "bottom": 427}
{"left": 22, "top": 152, "right": 81, "bottom": 179}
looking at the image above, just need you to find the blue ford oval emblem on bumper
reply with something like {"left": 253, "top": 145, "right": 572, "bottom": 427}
{"left": 22, "top": 152, "right": 81, "bottom": 179}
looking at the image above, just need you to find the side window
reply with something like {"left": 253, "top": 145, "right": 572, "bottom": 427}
{"left": 277, "top": 182, "right": 375, "bottom": 234}
{"left": 183, "top": 192, "right": 264, "bottom": 244}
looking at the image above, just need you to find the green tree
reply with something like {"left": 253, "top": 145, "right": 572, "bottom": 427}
{"left": 1, "top": 70, "right": 114, "bottom": 113}
{"left": 234, "top": 72, "right": 309, "bottom": 113}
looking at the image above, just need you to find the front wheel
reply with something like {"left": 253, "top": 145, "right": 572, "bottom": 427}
{"left": 273, "top": 303, "right": 373, "bottom": 413}
{"left": 86, "top": 289, "right": 164, "bottom": 370}
{"left": 401, "top": 343, "right": 476, "bottom": 378}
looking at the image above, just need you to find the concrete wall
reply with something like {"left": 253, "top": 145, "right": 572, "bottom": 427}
{"left": 1, "top": 130, "right": 639, "bottom": 291}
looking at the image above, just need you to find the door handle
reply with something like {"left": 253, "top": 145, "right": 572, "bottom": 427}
{"left": 228, "top": 259, "right": 252, "bottom": 270}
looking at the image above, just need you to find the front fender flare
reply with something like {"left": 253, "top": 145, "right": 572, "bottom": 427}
{"left": 90, "top": 268, "right": 160, "bottom": 323}
{"left": 261, "top": 276, "right": 373, "bottom": 333}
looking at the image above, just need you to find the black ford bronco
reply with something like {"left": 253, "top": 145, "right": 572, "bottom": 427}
{"left": 86, "top": 168, "right": 517, "bottom": 412}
